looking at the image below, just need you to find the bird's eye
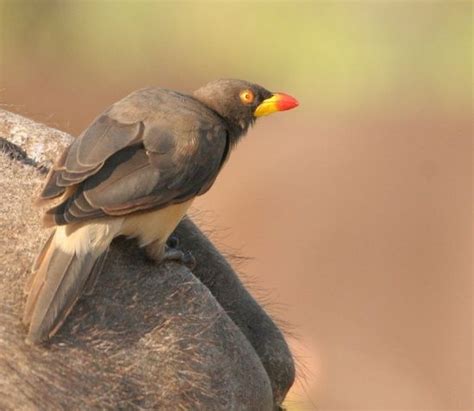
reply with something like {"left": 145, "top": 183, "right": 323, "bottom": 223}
{"left": 239, "top": 89, "right": 254, "bottom": 104}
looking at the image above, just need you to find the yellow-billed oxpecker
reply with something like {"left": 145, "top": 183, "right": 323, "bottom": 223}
{"left": 23, "top": 79, "right": 299, "bottom": 344}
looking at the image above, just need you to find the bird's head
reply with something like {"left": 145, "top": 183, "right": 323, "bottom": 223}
{"left": 193, "top": 79, "right": 298, "bottom": 136}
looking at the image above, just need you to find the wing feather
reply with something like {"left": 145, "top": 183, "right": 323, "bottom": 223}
{"left": 41, "top": 88, "right": 229, "bottom": 226}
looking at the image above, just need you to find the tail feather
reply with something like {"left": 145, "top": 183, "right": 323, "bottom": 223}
{"left": 22, "top": 226, "right": 111, "bottom": 344}
{"left": 23, "top": 230, "right": 56, "bottom": 296}
{"left": 29, "top": 250, "right": 94, "bottom": 343}
{"left": 22, "top": 239, "right": 59, "bottom": 327}
{"left": 83, "top": 248, "right": 109, "bottom": 296}
{"left": 32, "top": 230, "right": 55, "bottom": 273}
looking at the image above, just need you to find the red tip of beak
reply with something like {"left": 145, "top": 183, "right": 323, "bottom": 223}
{"left": 275, "top": 93, "right": 299, "bottom": 111}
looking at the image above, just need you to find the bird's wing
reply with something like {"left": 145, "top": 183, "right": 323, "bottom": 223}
{"left": 40, "top": 88, "right": 161, "bottom": 200}
{"left": 42, "top": 89, "right": 229, "bottom": 225}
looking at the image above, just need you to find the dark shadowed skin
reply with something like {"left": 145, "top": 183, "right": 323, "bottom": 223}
{"left": 23, "top": 79, "right": 298, "bottom": 346}
{"left": 175, "top": 218, "right": 296, "bottom": 405}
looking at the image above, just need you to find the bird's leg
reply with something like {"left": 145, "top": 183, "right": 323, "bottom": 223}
{"left": 166, "top": 234, "right": 180, "bottom": 249}
{"left": 145, "top": 239, "right": 195, "bottom": 269}
{"left": 161, "top": 245, "right": 196, "bottom": 269}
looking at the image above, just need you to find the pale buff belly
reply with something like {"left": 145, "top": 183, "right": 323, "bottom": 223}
{"left": 54, "top": 199, "right": 193, "bottom": 256}
{"left": 120, "top": 199, "right": 194, "bottom": 246}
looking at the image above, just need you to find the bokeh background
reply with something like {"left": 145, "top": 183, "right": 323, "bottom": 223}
{"left": 1, "top": 1, "right": 472, "bottom": 409}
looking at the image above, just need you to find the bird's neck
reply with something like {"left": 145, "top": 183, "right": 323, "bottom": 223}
{"left": 226, "top": 118, "right": 254, "bottom": 148}
{"left": 192, "top": 92, "right": 254, "bottom": 147}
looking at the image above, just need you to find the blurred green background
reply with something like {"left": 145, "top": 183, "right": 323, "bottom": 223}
{"left": 1, "top": 1, "right": 472, "bottom": 409}
{"left": 1, "top": 1, "right": 470, "bottom": 120}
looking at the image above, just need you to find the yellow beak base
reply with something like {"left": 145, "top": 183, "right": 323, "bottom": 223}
{"left": 253, "top": 92, "right": 299, "bottom": 117}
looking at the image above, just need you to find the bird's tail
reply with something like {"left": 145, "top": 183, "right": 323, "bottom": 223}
{"left": 22, "top": 222, "right": 116, "bottom": 344}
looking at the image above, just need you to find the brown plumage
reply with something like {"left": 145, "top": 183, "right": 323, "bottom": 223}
{"left": 23, "top": 79, "right": 298, "bottom": 344}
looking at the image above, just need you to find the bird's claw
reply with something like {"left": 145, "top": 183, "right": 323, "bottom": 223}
{"left": 182, "top": 251, "right": 196, "bottom": 270}
{"left": 162, "top": 246, "right": 196, "bottom": 270}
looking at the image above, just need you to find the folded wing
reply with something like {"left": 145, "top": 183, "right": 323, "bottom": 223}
{"left": 41, "top": 88, "right": 229, "bottom": 226}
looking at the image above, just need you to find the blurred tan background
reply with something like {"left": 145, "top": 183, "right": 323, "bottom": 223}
{"left": 0, "top": 1, "right": 472, "bottom": 409}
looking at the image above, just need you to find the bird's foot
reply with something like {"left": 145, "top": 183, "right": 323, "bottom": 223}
{"left": 145, "top": 238, "right": 195, "bottom": 270}
{"left": 162, "top": 246, "right": 196, "bottom": 270}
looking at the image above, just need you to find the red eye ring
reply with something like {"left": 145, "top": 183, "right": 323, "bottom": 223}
{"left": 240, "top": 89, "right": 254, "bottom": 104}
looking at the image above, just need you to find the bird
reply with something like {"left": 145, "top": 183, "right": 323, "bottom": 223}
{"left": 22, "top": 79, "right": 299, "bottom": 344}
